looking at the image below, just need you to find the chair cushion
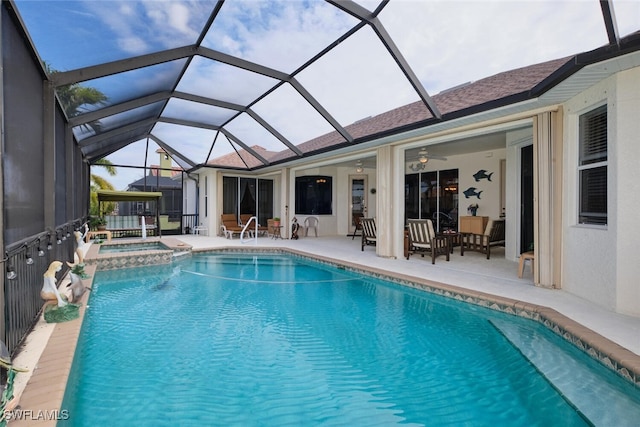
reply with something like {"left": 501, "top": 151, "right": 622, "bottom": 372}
{"left": 412, "top": 242, "right": 431, "bottom": 249}
{"left": 408, "top": 219, "right": 433, "bottom": 243}
{"left": 483, "top": 219, "right": 494, "bottom": 236}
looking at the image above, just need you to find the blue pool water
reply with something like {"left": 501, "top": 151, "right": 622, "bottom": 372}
{"left": 98, "top": 242, "right": 169, "bottom": 253}
{"left": 60, "top": 253, "right": 640, "bottom": 426}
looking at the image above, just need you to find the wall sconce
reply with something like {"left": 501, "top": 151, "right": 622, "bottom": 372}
{"left": 409, "top": 162, "right": 426, "bottom": 172}
{"left": 355, "top": 160, "right": 363, "bottom": 173}
{"left": 6, "top": 265, "right": 16, "bottom": 280}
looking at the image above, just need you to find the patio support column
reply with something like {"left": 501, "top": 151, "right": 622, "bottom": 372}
{"left": 281, "top": 167, "right": 290, "bottom": 238}
{"left": 43, "top": 80, "right": 56, "bottom": 228}
{"left": 65, "top": 122, "right": 75, "bottom": 219}
{"left": 376, "top": 145, "right": 395, "bottom": 257}
{"left": 533, "top": 110, "right": 563, "bottom": 288}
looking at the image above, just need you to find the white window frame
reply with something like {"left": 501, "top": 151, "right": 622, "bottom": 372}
{"left": 577, "top": 104, "right": 607, "bottom": 227}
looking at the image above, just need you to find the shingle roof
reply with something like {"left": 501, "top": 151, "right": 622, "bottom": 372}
{"left": 128, "top": 175, "right": 181, "bottom": 189}
{"left": 148, "top": 165, "right": 183, "bottom": 178}
{"left": 212, "top": 56, "right": 572, "bottom": 168}
{"left": 207, "top": 145, "right": 281, "bottom": 168}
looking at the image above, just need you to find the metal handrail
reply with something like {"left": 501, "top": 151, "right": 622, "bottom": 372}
{"left": 240, "top": 216, "right": 258, "bottom": 245}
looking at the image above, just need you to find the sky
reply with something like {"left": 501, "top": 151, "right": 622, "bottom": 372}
{"left": 14, "top": 0, "right": 640, "bottom": 190}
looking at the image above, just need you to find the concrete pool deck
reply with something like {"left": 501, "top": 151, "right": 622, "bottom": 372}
{"left": 8, "top": 234, "right": 640, "bottom": 425}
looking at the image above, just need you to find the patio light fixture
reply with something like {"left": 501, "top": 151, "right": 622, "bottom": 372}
{"left": 418, "top": 148, "right": 429, "bottom": 164}
{"left": 6, "top": 265, "right": 16, "bottom": 280}
{"left": 355, "top": 161, "right": 364, "bottom": 173}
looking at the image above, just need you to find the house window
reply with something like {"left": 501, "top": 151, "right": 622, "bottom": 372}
{"left": 578, "top": 105, "right": 607, "bottom": 225}
{"left": 295, "top": 176, "right": 332, "bottom": 215}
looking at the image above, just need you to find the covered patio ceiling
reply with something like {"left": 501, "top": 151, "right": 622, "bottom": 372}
{"left": 11, "top": 0, "right": 638, "bottom": 180}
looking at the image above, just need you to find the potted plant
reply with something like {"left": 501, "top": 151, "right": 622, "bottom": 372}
{"left": 89, "top": 216, "right": 107, "bottom": 231}
{"left": 273, "top": 217, "right": 281, "bottom": 227}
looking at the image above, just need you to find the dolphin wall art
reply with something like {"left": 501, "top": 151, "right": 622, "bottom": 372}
{"left": 473, "top": 170, "right": 493, "bottom": 181}
{"left": 463, "top": 187, "right": 482, "bottom": 199}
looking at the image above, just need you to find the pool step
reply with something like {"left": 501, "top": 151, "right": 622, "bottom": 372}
{"left": 489, "top": 319, "right": 640, "bottom": 427}
{"left": 172, "top": 250, "right": 191, "bottom": 258}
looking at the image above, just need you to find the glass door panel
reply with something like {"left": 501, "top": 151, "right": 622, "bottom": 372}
{"left": 438, "top": 169, "right": 459, "bottom": 232}
{"left": 405, "top": 173, "right": 419, "bottom": 223}
{"left": 521, "top": 145, "right": 534, "bottom": 253}
{"left": 420, "top": 172, "right": 437, "bottom": 221}
{"left": 257, "top": 179, "right": 273, "bottom": 227}
{"left": 350, "top": 176, "right": 367, "bottom": 228}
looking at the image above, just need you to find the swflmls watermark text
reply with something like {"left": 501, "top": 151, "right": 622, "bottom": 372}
{"left": 4, "top": 409, "right": 70, "bottom": 421}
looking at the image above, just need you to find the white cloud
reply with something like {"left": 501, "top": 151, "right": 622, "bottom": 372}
{"left": 201, "top": 0, "right": 357, "bottom": 72}
{"left": 380, "top": 1, "right": 607, "bottom": 92}
{"left": 118, "top": 36, "right": 149, "bottom": 55}
{"left": 81, "top": 0, "right": 210, "bottom": 56}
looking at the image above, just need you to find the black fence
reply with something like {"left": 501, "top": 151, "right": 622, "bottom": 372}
{"left": 3, "top": 224, "right": 76, "bottom": 354}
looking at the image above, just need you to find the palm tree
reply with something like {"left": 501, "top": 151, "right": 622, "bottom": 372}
{"left": 44, "top": 62, "right": 118, "bottom": 214}
{"left": 45, "top": 61, "right": 108, "bottom": 130}
{"left": 90, "top": 159, "right": 117, "bottom": 216}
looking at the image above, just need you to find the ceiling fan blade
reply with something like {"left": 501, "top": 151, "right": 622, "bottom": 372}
{"left": 412, "top": 155, "right": 448, "bottom": 161}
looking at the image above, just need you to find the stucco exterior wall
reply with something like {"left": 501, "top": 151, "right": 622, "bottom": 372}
{"left": 562, "top": 67, "right": 640, "bottom": 316}
{"left": 614, "top": 67, "right": 640, "bottom": 316}
{"left": 455, "top": 150, "right": 505, "bottom": 221}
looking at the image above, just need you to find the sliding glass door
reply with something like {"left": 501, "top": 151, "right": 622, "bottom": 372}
{"left": 222, "top": 176, "right": 273, "bottom": 226}
{"left": 405, "top": 169, "right": 458, "bottom": 232}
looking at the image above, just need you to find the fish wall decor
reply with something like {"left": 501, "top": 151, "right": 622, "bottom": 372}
{"left": 463, "top": 187, "right": 482, "bottom": 199}
{"left": 473, "top": 169, "right": 493, "bottom": 181}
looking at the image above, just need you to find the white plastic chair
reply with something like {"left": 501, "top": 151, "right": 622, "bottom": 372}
{"left": 304, "top": 216, "right": 319, "bottom": 237}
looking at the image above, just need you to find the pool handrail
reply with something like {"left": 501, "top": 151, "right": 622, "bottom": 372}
{"left": 240, "top": 216, "right": 258, "bottom": 245}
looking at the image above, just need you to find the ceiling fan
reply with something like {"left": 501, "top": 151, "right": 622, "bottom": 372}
{"left": 416, "top": 148, "right": 447, "bottom": 163}
{"left": 408, "top": 148, "right": 447, "bottom": 171}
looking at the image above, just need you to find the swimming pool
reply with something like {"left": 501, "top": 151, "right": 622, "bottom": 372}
{"left": 60, "top": 253, "right": 640, "bottom": 426}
